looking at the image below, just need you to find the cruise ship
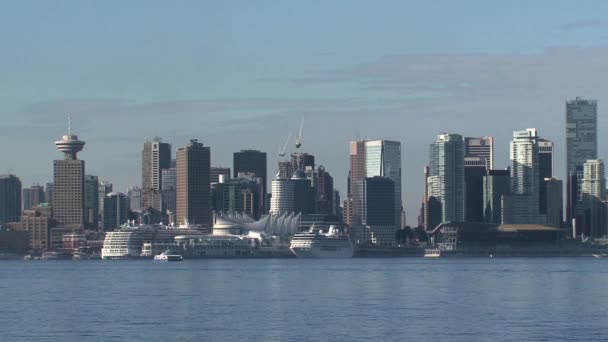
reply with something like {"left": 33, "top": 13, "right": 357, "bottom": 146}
{"left": 289, "top": 225, "right": 354, "bottom": 258}
{"left": 101, "top": 221, "right": 207, "bottom": 260}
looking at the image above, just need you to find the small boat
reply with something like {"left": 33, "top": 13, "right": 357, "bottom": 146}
{"left": 41, "top": 251, "right": 73, "bottom": 260}
{"left": 592, "top": 254, "right": 608, "bottom": 258}
{"left": 424, "top": 248, "right": 441, "bottom": 258}
{"left": 153, "top": 250, "right": 183, "bottom": 262}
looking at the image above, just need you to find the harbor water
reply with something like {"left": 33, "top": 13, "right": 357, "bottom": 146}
{"left": 1, "top": 258, "right": 608, "bottom": 341}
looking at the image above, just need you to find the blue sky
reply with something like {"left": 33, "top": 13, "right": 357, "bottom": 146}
{"left": 3, "top": 1, "right": 608, "bottom": 223}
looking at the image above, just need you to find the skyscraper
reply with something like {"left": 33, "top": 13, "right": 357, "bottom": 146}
{"left": 141, "top": 139, "right": 171, "bottom": 210}
{"left": 429, "top": 133, "right": 465, "bottom": 222}
{"left": 53, "top": 118, "right": 85, "bottom": 228}
{"left": 103, "top": 192, "right": 130, "bottom": 231}
{"left": 291, "top": 152, "right": 315, "bottom": 171}
{"left": 362, "top": 176, "right": 395, "bottom": 227}
{"left": 210, "top": 167, "right": 231, "bottom": 184}
{"left": 98, "top": 181, "right": 113, "bottom": 215}
{"left": 315, "top": 166, "right": 334, "bottom": 215}
{"left": 482, "top": 169, "right": 510, "bottom": 224}
{"left": 464, "top": 156, "right": 486, "bottom": 222}
{"left": 45, "top": 183, "right": 54, "bottom": 207}
{"left": 581, "top": 160, "right": 606, "bottom": 237}
{"left": 84, "top": 175, "right": 99, "bottom": 229}
{"left": 538, "top": 139, "right": 554, "bottom": 214}
{"left": 277, "top": 161, "right": 294, "bottom": 180}
{"left": 270, "top": 177, "right": 294, "bottom": 214}
{"left": 211, "top": 173, "right": 264, "bottom": 218}
{"left": 127, "top": 186, "right": 142, "bottom": 211}
{"left": 0, "top": 175, "right": 22, "bottom": 224}
{"left": 161, "top": 168, "right": 177, "bottom": 217}
{"left": 566, "top": 98, "right": 598, "bottom": 224}
{"left": 233, "top": 150, "right": 267, "bottom": 212}
{"left": 364, "top": 140, "right": 402, "bottom": 227}
{"left": 544, "top": 178, "right": 563, "bottom": 228}
{"left": 502, "top": 128, "right": 544, "bottom": 224}
{"left": 465, "top": 136, "right": 494, "bottom": 170}
{"left": 22, "top": 185, "right": 44, "bottom": 211}
{"left": 176, "top": 139, "right": 211, "bottom": 226}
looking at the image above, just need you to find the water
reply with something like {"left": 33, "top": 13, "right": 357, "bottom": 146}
{"left": 1, "top": 258, "right": 608, "bottom": 342}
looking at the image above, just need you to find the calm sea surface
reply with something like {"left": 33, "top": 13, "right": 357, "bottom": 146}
{"left": 1, "top": 258, "right": 608, "bottom": 342}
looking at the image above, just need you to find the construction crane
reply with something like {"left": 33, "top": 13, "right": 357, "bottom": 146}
{"left": 278, "top": 132, "right": 292, "bottom": 157}
{"left": 295, "top": 118, "right": 304, "bottom": 149}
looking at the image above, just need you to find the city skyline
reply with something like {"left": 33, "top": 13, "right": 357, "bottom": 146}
{"left": 5, "top": 2, "right": 608, "bottom": 222}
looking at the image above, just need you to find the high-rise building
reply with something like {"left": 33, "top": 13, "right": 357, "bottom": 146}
{"left": 502, "top": 129, "right": 545, "bottom": 224}
{"left": 176, "top": 139, "right": 211, "bottom": 226}
{"left": 538, "top": 139, "right": 554, "bottom": 214}
{"left": 277, "top": 161, "right": 294, "bottom": 180}
{"left": 482, "top": 170, "right": 510, "bottom": 224}
{"left": 161, "top": 168, "right": 177, "bottom": 217}
{"left": 270, "top": 177, "right": 294, "bottom": 214}
{"left": 0, "top": 175, "right": 22, "bottom": 224}
{"left": 84, "top": 175, "right": 99, "bottom": 229}
{"left": 98, "top": 181, "right": 113, "bottom": 215}
{"left": 22, "top": 185, "right": 44, "bottom": 211}
{"left": 348, "top": 141, "right": 366, "bottom": 226}
{"left": 566, "top": 98, "right": 598, "bottom": 224}
{"left": 210, "top": 167, "right": 231, "bottom": 184}
{"left": 544, "top": 178, "right": 563, "bottom": 228}
{"left": 211, "top": 173, "right": 264, "bottom": 218}
{"left": 581, "top": 160, "right": 606, "bottom": 237}
{"left": 141, "top": 139, "right": 171, "bottom": 210}
{"left": 464, "top": 156, "right": 487, "bottom": 222}
{"left": 98, "top": 181, "right": 113, "bottom": 229}
{"left": 53, "top": 119, "right": 85, "bottom": 228}
{"left": 364, "top": 140, "right": 402, "bottom": 227}
{"left": 429, "top": 133, "right": 465, "bottom": 222}
{"left": 315, "top": 166, "right": 334, "bottom": 215}
{"left": 45, "top": 183, "right": 54, "bottom": 207}
{"left": 291, "top": 152, "right": 315, "bottom": 172}
{"left": 234, "top": 150, "right": 266, "bottom": 185}
{"left": 127, "top": 186, "right": 142, "bottom": 212}
{"left": 291, "top": 170, "right": 315, "bottom": 215}
{"left": 103, "top": 192, "right": 130, "bottom": 230}
{"left": 465, "top": 136, "right": 494, "bottom": 170}
{"left": 362, "top": 176, "right": 395, "bottom": 226}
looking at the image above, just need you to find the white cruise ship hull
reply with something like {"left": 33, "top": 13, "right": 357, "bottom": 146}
{"left": 290, "top": 245, "right": 354, "bottom": 258}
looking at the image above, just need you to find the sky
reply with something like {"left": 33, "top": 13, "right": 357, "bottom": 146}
{"left": 3, "top": 0, "right": 608, "bottom": 224}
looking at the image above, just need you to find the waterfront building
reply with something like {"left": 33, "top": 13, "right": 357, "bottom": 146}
{"left": 176, "top": 139, "right": 211, "bottom": 227}
{"left": 544, "top": 178, "right": 563, "bottom": 228}
{"left": 141, "top": 139, "right": 171, "bottom": 211}
{"left": 429, "top": 133, "right": 465, "bottom": 222}
{"left": 84, "top": 175, "right": 99, "bottom": 229}
{"left": 0, "top": 175, "right": 22, "bottom": 224}
{"left": 18, "top": 206, "right": 53, "bottom": 250}
{"left": 103, "top": 192, "right": 130, "bottom": 231}
{"left": 581, "top": 160, "right": 606, "bottom": 237}
{"left": 465, "top": 136, "right": 494, "bottom": 170}
{"left": 22, "top": 185, "right": 44, "bottom": 211}
{"left": 482, "top": 170, "right": 510, "bottom": 224}
{"left": 566, "top": 98, "right": 598, "bottom": 225}
{"left": 502, "top": 129, "right": 545, "bottom": 224}
{"left": 53, "top": 119, "right": 85, "bottom": 228}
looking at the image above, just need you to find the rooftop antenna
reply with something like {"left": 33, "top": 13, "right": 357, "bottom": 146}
{"left": 295, "top": 118, "right": 304, "bottom": 149}
{"left": 68, "top": 113, "right": 72, "bottom": 135}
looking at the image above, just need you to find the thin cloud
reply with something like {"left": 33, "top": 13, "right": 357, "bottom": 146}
{"left": 558, "top": 19, "right": 608, "bottom": 30}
